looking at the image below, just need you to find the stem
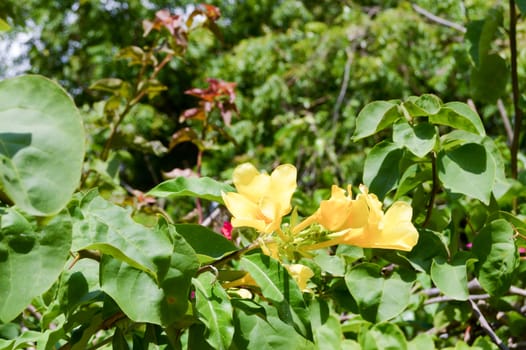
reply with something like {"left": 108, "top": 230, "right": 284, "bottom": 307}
{"left": 469, "top": 299, "right": 510, "bottom": 350}
{"left": 423, "top": 152, "right": 438, "bottom": 228}
{"left": 195, "top": 149, "right": 204, "bottom": 223}
{"left": 101, "top": 54, "right": 174, "bottom": 161}
{"left": 509, "top": 0, "right": 522, "bottom": 180}
{"left": 198, "top": 241, "right": 260, "bottom": 273}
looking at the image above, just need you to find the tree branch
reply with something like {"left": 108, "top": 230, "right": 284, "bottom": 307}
{"left": 469, "top": 299, "right": 510, "bottom": 350}
{"left": 412, "top": 4, "right": 467, "bottom": 33}
{"left": 509, "top": 0, "right": 523, "bottom": 180}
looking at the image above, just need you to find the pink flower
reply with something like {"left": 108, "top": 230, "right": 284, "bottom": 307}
{"left": 221, "top": 221, "right": 233, "bottom": 240}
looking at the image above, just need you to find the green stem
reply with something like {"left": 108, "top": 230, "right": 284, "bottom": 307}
{"left": 423, "top": 152, "right": 438, "bottom": 228}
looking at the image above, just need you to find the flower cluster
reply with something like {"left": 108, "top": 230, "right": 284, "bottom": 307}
{"left": 221, "top": 162, "right": 419, "bottom": 290}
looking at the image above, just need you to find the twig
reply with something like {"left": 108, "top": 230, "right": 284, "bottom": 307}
{"left": 424, "top": 294, "right": 489, "bottom": 305}
{"left": 497, "top": 99, "right": 514, "bottom": 145}
{"left": 509, "top": 285, "right": 526, "bottom": 297}
{"left": 331, "top": 48, "right": 353, "bottom": 125}
{"left": 412, "top": 4, "right": 467, "bottom": 33}
{"left": 469, "top": 299, "right": 510, "bottom": 350}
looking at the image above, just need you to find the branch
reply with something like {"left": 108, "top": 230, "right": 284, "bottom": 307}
{"left": 509, "top": 0, "right": 523, "bottom": 180}
{"left": 497, "top": 98, "right": 514, "bottom": 145}
{"left": 412, "top": 4, "right": 467, "bottom": 33}
{"left": 424, "top": 294, "right": 489, "bottom": 305}
{"left": 469, "top": 299, "right": 510, "bottom": 350}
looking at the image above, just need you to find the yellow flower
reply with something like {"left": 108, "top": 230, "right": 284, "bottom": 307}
{"left": 222, "top": 163, "right": 297, "bottom": 234}
{"left": 284, "top": 264, "right": 314, "bottom": 291}
{"left": 303, "top": 185, "right": 418, "bottom": 251}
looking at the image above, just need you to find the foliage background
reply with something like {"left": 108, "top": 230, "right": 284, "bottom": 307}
{"left": 1, "top": 0, "right": 526, "bottom": 349}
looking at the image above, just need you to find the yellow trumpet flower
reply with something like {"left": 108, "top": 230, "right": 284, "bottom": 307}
{"left": 222, "top": 163, "right": 297, "bottom": 234}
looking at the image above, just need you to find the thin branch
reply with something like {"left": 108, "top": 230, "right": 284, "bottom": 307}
{"left": 412, "top": 4, "right": 467, "bottom": 33}
{"left": 509, "top": 0, "right": 523, "bottom": 180}
{"left": 497, "top": 99, "right": 514, "bottom": 145}
{"left": 424, "top": 294, "right": 489, "bottom": 305}
{"left": 509, "top": 285, "right": 526, "bottom": 297}
{"left": 469, "top": 299, "right": 510, "bottom": 350}
{"left": 332, "top": 48, "right": 353, "bottom": 125}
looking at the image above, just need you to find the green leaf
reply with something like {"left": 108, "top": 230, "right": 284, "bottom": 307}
{"left": 239, "top": 254, "right": 311, "bottom": 338}
{"left": 363, "top": 141, "right": 404, "bottom": 199}
{"left": 309, "top": 298, "right": 343, "bottom": 349}
{"left": 100, "top": 257, "right": 164, "bottom": 325}
{"left": 147, "top": 176, "right": 234, "bottom": 204}
{"left": 175, "top": 224, "right": 236, "bottom": 264}
{"left": 405, "top": 229, "right": 448, "bottom": 273}
{"left": 193, "top": 272, "right": 234, "bottom": 350}
{"left": 465, "top": 7, "right": 503, "bottom": 66}
{"left": 71, "top": 191, "right": 173, "bottom": 278}
{"left": 430, "top": 102, "right": 486, "bottom": 136}
{"left": 430, "top": 259, "right": 468, "bottom": 300}
{"left": 0, "top": 215, "right": 72, "bottom": 322}
{"left": 352, "top": 101, "right": 401, "bottom": 140}
{"left": 407, "top": 334, "right": 435, "bottom": 350}
{"left": 403, "top": 94, "right": 442, "bottom": 117}
{"left": 518, "top": 0, "right": 526, "bottom": 14}
{"left": 394, "top": 164, "right": 432, "bottom": 200}
{"left": 470, "top": 54, "right": 508, "bottom": 103}
{"left": 0, "top": 18, "right": 10, "bottom": 32}
{"left": 100, "top": 222, "right": 199, "bottom": 325}
{"left": 230, "top": 299, "right": 315, "bottom": 350}
{"left": 472, "top": 219, "right": 519, "bottom": 296}
{"left": 393, "top": 121, "right": 437, "bottom": 158}
{"left": 437, "top": 143, "right": 495, "bottom": 204}
{"left": 89, "top": 78, "right": 124, "bottom": 94}
{"left": 0, "top": 75, "right": 84, "bottom": 216}
{"left": 359, "top": 323, "right": 407, "bottom": 350}
{"left": 344, "top": 263, "right": 415, "bottom": 322}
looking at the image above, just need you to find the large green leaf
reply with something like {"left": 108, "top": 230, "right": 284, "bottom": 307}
{"left": 352, "top": 101, "right": 401, "bottom": 140}
{"left": 175, "top": 224, "right": 237, "bottom": 264}
{"left": 430, "top": 102, "right": 486, "bottom": 136}
{"left": 71, "top": 190, "right": 173, "bottom": 278}
{"left": 472, "top": 219, "right": 519, "bottom": 296}
{"left": 100, "top": 221, "right": 199, "bottom": 325}
{"left": 470, "top": 54, "right": 508, "bottom": 103}
{"left": 430, "top": 258, "right": 468, "bottom": 300}
{"left": 193, "top": 272, "right": 234, "bottom": 350}
{"left": 147, "top": 176, "right": 234, "bottom": 204}
{"left": 393, "top": 121, "right": 437, "bottom": 158}
{"left": 437, "top": 143, "right": 495, "bottom": 204}
{"left": 239, "top": 254, "right": 311, "bottom": 338}
{"left": 100, "top": 257, "right": 164, "bottom": 325}
{"left": 345, "top": 263, "right": 415, "bottom": 322}
{"left": 0, "top": 75, "right": 84, "bottom": 216}
{"left": 230, "top": 299, "right": 315, "bottom": 350}
{"left": 0, "top": 214, "right": 72, "bottom": 322}
{"left": 465, "top": 7, "right": 503, "bottom": 66}
{"left": 363, "top": 141, "right": 404, "bottom": 199}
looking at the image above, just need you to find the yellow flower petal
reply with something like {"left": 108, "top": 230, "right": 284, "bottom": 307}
{"left": 223, "top": 163, "right": 297, "bottom": 234}
{"left": 269, "top": 164, "right": 297, "bottom": 217}
{"left": 285, "top": 264, "right": 314, "bottom": 291}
